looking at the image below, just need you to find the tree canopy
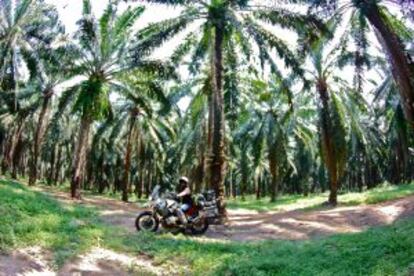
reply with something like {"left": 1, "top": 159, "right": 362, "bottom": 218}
{"left": 0, "top": 0, "right": 413, "bottom": 212}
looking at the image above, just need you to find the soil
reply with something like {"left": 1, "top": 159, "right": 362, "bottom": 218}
{"left": 0, "top": 246, "right": 169, "bottom": 276}
{"left": 38, "top": 188, "right": 414, "bottom": 241}
{"left": 1, "top": 186, "right": 414, "bottom": 275}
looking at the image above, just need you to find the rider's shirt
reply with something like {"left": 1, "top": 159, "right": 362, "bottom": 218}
{"left": 182, "top": 193, "right": 193, "bottom": 205}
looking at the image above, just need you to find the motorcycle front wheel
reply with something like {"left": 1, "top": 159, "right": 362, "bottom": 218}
{"left": 136, "top": 211, "right": 159, "bottom": 232}
{"left": 190, "top": 216, "right": 209, "bottom": 235}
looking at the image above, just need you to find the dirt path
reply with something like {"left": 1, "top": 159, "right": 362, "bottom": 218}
{"left": 37, "top": 187, "right": 414, "bottom": 241}
{"left": 0, "top": 246, "right": 169, "bottom": 276}
{"left": 2, "top": 187, "right": 414, "bottom": 275}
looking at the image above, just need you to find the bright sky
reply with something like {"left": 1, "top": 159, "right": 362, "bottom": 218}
{"left": 46, "top": 0, "right": 180, "bottom": 32}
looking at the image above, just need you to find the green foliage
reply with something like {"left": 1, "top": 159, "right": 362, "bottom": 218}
{"left": 73, "top": 79, "right": 111, "bottom": 121}
{"left": 67, "top": 0, "right": 149, "bottom": 123}
{"left": 1, "top": 0, "right": 414, "bottom": 228}
{"left": 0, "top": 179, "right": 104, "bottom": 266}
{"left": 2, "top": 179, "right": 413, "bottom": 275}
{"left": 212, "top": 220, "right": 414, "bottom": 276}
{"left": 227, "top": 182, "right": 414, "bottom": 212}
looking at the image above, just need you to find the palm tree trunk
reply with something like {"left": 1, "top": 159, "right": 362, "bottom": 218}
{"left": 228, "top": 167, "right": 233, "bottom": 199}
{"left": 136, "top": 137, "right": 144, "bottom": 199}
{"left": 206, "top": 93, "right": 214, "bottom": 188}
{"left": 11, "top": 139, "right": 24, "bottom": 179}
{"left": 2, "top": 134, "right": 13, "bottom": 174}
{"left": 240, "top": 145, "right": 249, "bottom": 201}
{"left": 195, "top": 121, "right": 207, "bottom": 193}
{"left": 257, "top": 175, "right": 262, "bottom": 200}
{"left": 71, "top": 113, "right": 92, "bottom": 199}
{"left": 29, "top": 93, "right": 51, "bottom": 186}
{"left": 6, "top": 118, "right": 25, "bottom": 178}
{"left": 365, "top": 4, "right": 414, "bottom": 127}
{"left": 146, "top": 156, "right": 152, "bottom": 198}
{"left": 210, "top": 24, "right": 227, "bottom": 219}
{"left": 47, "top": 145, "right": 56, "bottom": 185}
{"left": 97, "top": 155, "right": 105, "bottom": 193}
{"left": 269, "top": 151, "right": 279, "bottom": 203}
{"left": 53, "top": 146, "right": 62, "bottom": 185}
{"left": 122, "top": 116, "right": 136, "bottom": 202}
{"left": 317, "top": 79, "right": 338, "bottom": 205}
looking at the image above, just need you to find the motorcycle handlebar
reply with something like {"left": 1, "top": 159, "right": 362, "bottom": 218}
{"left": 164, "top": 192, "right": 178, "bottom": 200}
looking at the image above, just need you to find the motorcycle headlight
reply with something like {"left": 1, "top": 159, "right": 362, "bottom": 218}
{"left": 154, "top": 199, "right": 164, "bottom": 209}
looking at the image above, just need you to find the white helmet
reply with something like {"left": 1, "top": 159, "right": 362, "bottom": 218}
{"left": 179, "top": 176, "right": 189, "bottom": 183}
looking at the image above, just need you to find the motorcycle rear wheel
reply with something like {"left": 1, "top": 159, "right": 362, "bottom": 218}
{"left": 136, "top": 211, "right": 159, "bottom": 232}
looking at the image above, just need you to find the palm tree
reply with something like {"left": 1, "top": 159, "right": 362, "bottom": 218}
{"left": 27, "top": 43, "right": 75, "bottom": 186}
{"left": 0, "top": 103, "right": 35, "bottom": 177}
{"left": 89, "top": 89, "right": 174, "bottom": 201}
{"left": 115, "top": 69, "right": 174, "bottom": 202}
{"left": 310, "top": 0, "right": 414, "bottom": 128}
{"left": 0, "top": 0, "right": 62, "bottom": 173}
{"left": 134, "top": 0, "right": 325, "bottom": 218}
{"left": 240, "top": 76, "right": 316, "bottom": 202}
{"left": 171, "top": 77, "right": 211, "bottom": 193}
{"left": 57, "top": 0, "right": 147, "bottom": 198}
{"left": 372, "top": 58, "right": 414, "bottom": 183}
{"left": 305, "top": 26, "right": 348, "bottom": 205}
{"left": 0, "top": 0, "right": 61, "bottom": 109}
{"left": 42, "top": 113, "right": 79, "bottom": 185}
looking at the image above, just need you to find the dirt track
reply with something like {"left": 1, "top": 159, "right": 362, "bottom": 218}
{"left": 1, "top": 187, "right": 414, "bottom": 275}
{"left": 37, "top": 187, "right": 414, "bottom": 241}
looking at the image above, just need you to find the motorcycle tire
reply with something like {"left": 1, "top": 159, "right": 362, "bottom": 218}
{"left": 135, "top": 211, "right": 159, "bottom": 232}
{"left": 190, "top": 217, "right": 209, "bottom": 235}
{"left": 170, "top": 227, "right": 184, "bottom": 235}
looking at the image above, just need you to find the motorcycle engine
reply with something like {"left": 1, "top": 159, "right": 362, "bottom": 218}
{"left": 155, "top": 199, "right": 169, "bottom": 217}
{"left": 164, "top": 215, "right": 178, "bottom": 226}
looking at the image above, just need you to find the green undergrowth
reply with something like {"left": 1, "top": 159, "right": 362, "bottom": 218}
{"left": 119, "top": 221, "right": 414, "bottom": 276}
{"left": 0, "top": 179, "right": 104, "bottom": 267}
{"left": 227, "top": 182, "right": 414, "bottom": 212}
{"left": 29, "top": 179, "right": 147, "bottom": 205}
{"left": 27, "top": 177, "right": 414, "bottom": 213}
{"left": 1, "top": 179, "right": 414, "bottom": 275}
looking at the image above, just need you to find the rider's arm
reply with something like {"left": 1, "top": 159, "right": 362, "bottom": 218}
{"left": 177, "top": 187, "right": 191, "bottom": 197}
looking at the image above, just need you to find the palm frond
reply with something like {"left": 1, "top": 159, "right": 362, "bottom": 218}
{"left": 134, "top": 8, "right": 197, "bottom": 56}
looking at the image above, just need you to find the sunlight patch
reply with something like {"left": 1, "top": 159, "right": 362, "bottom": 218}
{"left": 60, "top": 247, "right": 166, "bottom": 275}
{"left": 377, "top": 206, "right": 404, "bottom": 223}
{"left": 100, "top": 210, "right": 128, "bottom": 216}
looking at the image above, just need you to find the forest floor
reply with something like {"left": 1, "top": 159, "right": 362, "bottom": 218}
{"left": 34, "top": 185, "right": 414, "bottom": 241}
{"left": 1, "top": 180, "right": 414, "bottom": 275}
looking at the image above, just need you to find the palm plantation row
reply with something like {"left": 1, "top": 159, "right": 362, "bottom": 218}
{"left": 0, "top": 0, "right": 413, "bottom": 218}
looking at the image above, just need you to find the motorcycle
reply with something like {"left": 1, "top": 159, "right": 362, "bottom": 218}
{"left": 135, "top": 185, "right": 219, "bottom": 235}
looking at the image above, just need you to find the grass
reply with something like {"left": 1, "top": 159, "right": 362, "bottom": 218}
{"left": 29, "top": 179, "right": 147, "bottom": 205}
{"left": 29, "top": 177, "right": 414, "bottom": 213}
{"left": 124, "top": 221, "right": 414, "bottom": 276}
{"left": 227, "top": 182, "right": 414, "bottom": 212}
{"left": 0, "top": 179, "right": 104, "bottom": 266}
{"left": 1, "top": 179, "right": 414, "bottom": 275}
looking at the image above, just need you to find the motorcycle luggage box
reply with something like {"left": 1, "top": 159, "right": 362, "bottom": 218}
{"left": 203, "top": 190, "right": 216, "bottom": 201}
{"left": 204, "top": 206, "right": 218, "bottom": 218}
{"left": 204, "top": 202, "right": 216, "bottom": 208}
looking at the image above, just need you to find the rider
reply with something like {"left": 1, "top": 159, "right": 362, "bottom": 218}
{"left": 176, "top": 176, "right": 193, "bottom": 225}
